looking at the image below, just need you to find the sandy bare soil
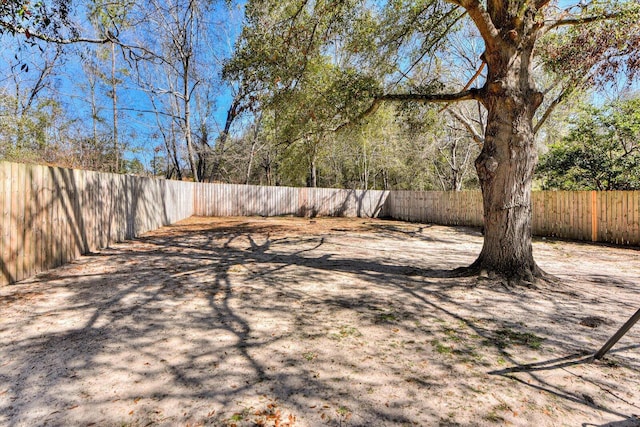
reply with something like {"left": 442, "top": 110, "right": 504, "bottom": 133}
{"left": 1, "top": 216, "right": 639, "bottom": 427}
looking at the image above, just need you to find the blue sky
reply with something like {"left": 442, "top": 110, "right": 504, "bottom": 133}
{"left": 2, "top": 0, "right": 245, "bottom": 168}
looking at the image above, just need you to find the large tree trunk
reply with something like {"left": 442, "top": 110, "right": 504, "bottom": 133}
{"left": 471, "top": 93, "right": 543, "bottom": 282}
{"left": 467, "top": 22, "right": 546, "bottom": 283}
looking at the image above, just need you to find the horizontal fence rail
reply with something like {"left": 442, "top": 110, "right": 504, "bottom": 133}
{"left": 1, "top": 160, "right": 639, "bottom": 285}
{"left": 0, "top": 162, "right": 194, "bottom": 286}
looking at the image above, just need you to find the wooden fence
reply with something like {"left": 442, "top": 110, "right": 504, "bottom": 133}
{"left": 385, "top": 191, "right": 484, "bottom": 227}
{"left": 532, "top": 190, "right": 640, "bottom": 245}
{"left": 0, "top": 162, "right": 194, "bottom": 286}
{"left": 194, "top": 183, "right": 389, "bottom": 218}
{"left": 1, "top": 160, "right": 639, "bottom": 286}
{"left": 388, "top": 190, "right": 640, "bottom": 246}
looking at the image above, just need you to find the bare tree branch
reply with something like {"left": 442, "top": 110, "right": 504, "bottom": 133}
{"left": 448, "top": 108, "right": 484, "bottom": 148}
{"left": 379, "top": 88, "right": 482, "bottom": 105}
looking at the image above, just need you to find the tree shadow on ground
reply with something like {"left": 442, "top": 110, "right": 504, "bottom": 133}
{"left": 1, "top": 217, "right": 638, "bottom": 426}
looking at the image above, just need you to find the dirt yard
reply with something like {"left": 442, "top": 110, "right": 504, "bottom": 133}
{"left": 1, "top": 216, "right": 639, "bottom": 427}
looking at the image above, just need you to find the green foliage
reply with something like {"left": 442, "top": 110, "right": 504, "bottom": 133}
{"left": 0, "top": 88, "right": 129, "bottom": 172}
{"left": 0, "top": 0, "right": 76, "bottom": 40}
{"left": 87, "top": 0, "right": 133, "bottom": 35}
{"left": 3, "top": 0, "right": 639, "bottom": 194}
{"left": 540, "top": 1, "right": 640, "bottom": 87}
{"left": 0, "top": 92, "right": 60, "bottom": 160}
{"left": 537, "top": 97, "right": 640, "bottom": 190}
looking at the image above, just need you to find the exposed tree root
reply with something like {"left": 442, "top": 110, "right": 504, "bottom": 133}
{"left": 450, "top": 259, "right": 560, "bottom": 290}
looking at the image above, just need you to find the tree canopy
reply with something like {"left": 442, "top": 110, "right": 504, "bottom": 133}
{"left": 538, "top": 97, "right": 640, "bottom": 191}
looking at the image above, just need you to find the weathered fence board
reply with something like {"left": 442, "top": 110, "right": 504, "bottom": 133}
{"left": 385, "top": 190, "right": 484, "bottom": 227}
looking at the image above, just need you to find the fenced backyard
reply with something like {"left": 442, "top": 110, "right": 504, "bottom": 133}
{"left": 1, "top": 161, "right": 640, "bottom": 426}
{"left": 1, "top": 161, "right": 639, "bottom": 286}
{"left": 1, "top": 215, "right": 639, "bottom": 426}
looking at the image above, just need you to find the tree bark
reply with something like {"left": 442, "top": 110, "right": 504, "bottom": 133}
{"left": 471, "top": 93, "right": 543, "bottom": 282}
{"left": 210, "top": 101, "right": 239, "bottom": 182}
{"left": 464, "top": 5, "right": 546, "bottom": 283}
{"left": 184, "top": 70, "right": 199, "bottom": 182}
{"left": 111, "top": 42, "right": 120, "bottom": 174}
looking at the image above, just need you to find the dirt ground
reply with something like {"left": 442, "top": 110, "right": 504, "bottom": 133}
{"left": 1, "top": 216, "right": 639, "bottom": 427}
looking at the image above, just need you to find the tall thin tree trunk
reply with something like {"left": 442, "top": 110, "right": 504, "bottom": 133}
{"left": 170, "top": 122, "right": 182, "bottom": 180}
{"left": 184, "top": 69, "right": 199, "bottom": 182}
{"left": 111, "top": 42, "right": 119, "bottom": 173}
{"left": 211, "top": 103, "right": 238, "bottom": 182}
{"left": 88, "top": 75, "right": 99, "bottom": 169}
{"left": 308, "top": 140, "right": 317, "bottom": 188}
{"left": 91, "top": 80, "right": 98, "bottom": 153}
{"left": 245, "top": 120, "right": 261, "bottom": 185}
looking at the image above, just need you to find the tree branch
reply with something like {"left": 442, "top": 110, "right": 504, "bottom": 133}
{"left": 0, "top": 23, "right": 112, "bottom": 44}
{"left": 534, "top": 93, "right": 565, "bottom": 136}
{"left": 534, "top": 72, "right": 592, "bottom": 135}
{"left": 439, "top": 61, "right": 485, "bottom": 112}
{"left": 379, "top": 88, "right": 482, "bottom": 104}
{"left": 544, "top": 12, "right": 620, "bottom": 33}
{"left": 536, "top": 0, "right": 552, "bottom": 9}
{"left": 392, "top": 9, "right": 468, "bottom": 88}
{"left": 448, "top": 108, "right": 484, "bottom": 148}
{"left": 333, "top": 88, "right": 482, "bottom": 133}
{"left": 119, "top": 107, "right": 178, "bottom": 119}
{"left": 446, "top": 0, "right": 499, "bottom": 50}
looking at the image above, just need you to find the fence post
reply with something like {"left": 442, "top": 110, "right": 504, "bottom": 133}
{"left": 591, "top": 190, "right": 598, "bottom": 242}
